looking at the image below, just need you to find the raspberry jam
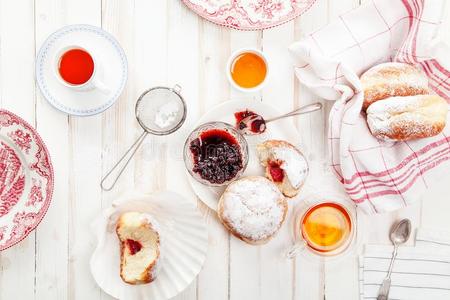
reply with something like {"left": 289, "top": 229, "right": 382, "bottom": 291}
{"left": 235, "top": 110, "right": 256, "bottom": 127}
{"left": 268, "top": 161, "right": 284, "bottom": 182}
{"left": 234, "top": 110, "right": 266, "bottom": 134}
{"left": 126, "top": 239, "right": 142, "bottom": 255}
{"left": 190, "top": 129, "right": 243, "bottom": 184}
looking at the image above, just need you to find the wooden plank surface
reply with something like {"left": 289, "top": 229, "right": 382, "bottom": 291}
{"left": 0, "top": 1, "right": 37, "bottom": 299}
{"left": 0, "top": 0, "right": 449, "bottom": 299}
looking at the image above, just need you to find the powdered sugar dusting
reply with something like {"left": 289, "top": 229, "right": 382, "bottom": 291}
{"left": 154, "top": 101, "right": 180, "bottom": 129}
{"left": 272, "top": 147, "right": 308, "bottom": 189}
{"left": 140, "top": 213, "right": 162, "bottom": 234}
{"left": 367, "top": 95, "right": 448, "bottom": 140}
{"left": 361, "top": 62, "right": 429, "bottom": 109}
{"left": 140, "top": 213, "right": 162, "bottom": 279}
{"left": 362, "top": 62, "right": 428, "bottom": 89}
{"left": 221, "top": 177, "right": 285, "bottom": 242}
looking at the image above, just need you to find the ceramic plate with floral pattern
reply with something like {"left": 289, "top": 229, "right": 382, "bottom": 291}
{"left": 181, "top": 0, "right": 316, "bottom": 30}
{"left": 0, "top": 110, "right": 53, "bottom": 251}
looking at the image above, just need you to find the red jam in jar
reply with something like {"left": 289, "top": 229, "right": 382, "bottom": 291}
{"left": 189, "top": 129, "right": 243, "bottom": 184}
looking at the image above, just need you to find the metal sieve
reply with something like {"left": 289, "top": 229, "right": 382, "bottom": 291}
{"left": 100, "top": 85, "right": 187, "bottom": 191}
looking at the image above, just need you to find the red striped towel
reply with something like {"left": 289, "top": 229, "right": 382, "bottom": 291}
{"left": 290, "top": 0, "right": 450, "bottom": 213}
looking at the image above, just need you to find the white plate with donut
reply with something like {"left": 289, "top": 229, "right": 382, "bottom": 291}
{"left": 90, "top": 191, "right": 208, "bottom": 300}
{"left": 185, "top": 99, "right": 309, "bottom": 211}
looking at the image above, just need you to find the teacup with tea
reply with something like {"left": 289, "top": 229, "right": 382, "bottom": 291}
{"left": 287, "top": 201, "right": 355, "bottom": 258}
{"left": 54, "top": 45, "right": 109, "bottom": 93}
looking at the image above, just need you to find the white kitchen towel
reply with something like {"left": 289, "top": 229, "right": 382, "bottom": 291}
{"left": 415, "top": 228, "right": 450, "bottom": 250}
{"left": 290, "top": 0, "right": 450, "bottom": 214}
{"left": 360, "top": 229, "right": 450, "bottom": 299}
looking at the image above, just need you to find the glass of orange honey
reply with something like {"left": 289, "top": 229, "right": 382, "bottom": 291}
{"left": 226, "top": 48, "right": 268, "bottom": 92}
{"left": 286, "top": 200, "right": 355, "bottom": 259}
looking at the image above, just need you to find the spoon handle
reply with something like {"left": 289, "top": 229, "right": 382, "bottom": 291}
{"left": 377, "top": 245, "right": 398, "bottom": 300}
{"left": 377, "top": 278, "right": 391, "bottom": 300}
{"left": 266, "top": 102, "right": 322, "bottom": 123}
{"left": 386, "top": 245, "right": 398, "bottom": 278}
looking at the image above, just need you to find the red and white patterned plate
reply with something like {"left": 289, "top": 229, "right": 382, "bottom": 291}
{"left": 181, "top": 0, "right": 317, "bottom": 30}
{"left": 0, "top": 110, "right": 53, "bottom": 251}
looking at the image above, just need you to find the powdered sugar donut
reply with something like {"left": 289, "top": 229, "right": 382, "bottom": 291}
{"left": 257, "top": 140, "right": 309, "bottom": 198}
{"left": 361, "top": 62, "right": 429, "bottom": 110}
{"left": 367, "top": 94, "right": 448, "bottom": 141}
{"left": 218, "top": 176, "right": 287, "bottom": 245}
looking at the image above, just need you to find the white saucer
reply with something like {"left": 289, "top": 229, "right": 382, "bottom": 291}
{"left": 90, "top": 191, "right": 208, "bottom": 300}
{"left": 36, "top": 24, "right": 128, "bottom": 116}
{"left": 186, "top": 100, "right": 307, "bottom": 211}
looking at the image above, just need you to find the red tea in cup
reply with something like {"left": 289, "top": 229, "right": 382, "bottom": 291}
{"left": 58, "top": 48, "right": 94, "bottom": 85}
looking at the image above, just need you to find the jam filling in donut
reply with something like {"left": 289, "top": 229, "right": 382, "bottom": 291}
{"left": 190, "top": 129, "right": 243, "bottom": 184}
{"left": 268, "top": 161, "right": 284, "bottom": 182}
{"left": 126, "top": 239, "right": 143, "bottom": 255}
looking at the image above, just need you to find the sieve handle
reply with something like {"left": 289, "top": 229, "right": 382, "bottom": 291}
{"left": 100, "top": 131, "right": 147, "bottom": 191}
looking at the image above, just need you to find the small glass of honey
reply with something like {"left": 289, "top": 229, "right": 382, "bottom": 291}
{"left": 286, "top": 200, "right": 355, "bottom": 259}
{"left": 226, "top": 48, "right": 268, "bottom": 92}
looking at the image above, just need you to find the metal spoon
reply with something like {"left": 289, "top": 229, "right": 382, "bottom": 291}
{"left": 237, "top": 102, "right": 322, "bottom": 135}
{"left": 377, "top": 218, "right": 412, "bottom": 300}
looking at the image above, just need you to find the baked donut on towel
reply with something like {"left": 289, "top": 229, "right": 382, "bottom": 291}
{"left": 218, "top": 176, "right": 287, "bottom": 245}
{"left": 367, "top": 95, "right": 448, "bottom": 141}
{"left": 361, "top": 62, "right": 429, "bottom": 110}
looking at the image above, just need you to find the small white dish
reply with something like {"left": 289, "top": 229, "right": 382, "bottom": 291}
{"left": 226, "top": 48, "right": 269, "bottom": 93}
{"left": 186, "top": 99, "right": 307, "bottom": 211}
{"left": 36, "top": 24, "right": 128, "bottom": 116}
{"left": 90, "top": 191, "right": 208, "bottom": 300}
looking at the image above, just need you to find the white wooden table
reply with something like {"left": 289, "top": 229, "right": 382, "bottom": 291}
{"left": 0, "top": 0, "right": 450, "bottom": 299}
